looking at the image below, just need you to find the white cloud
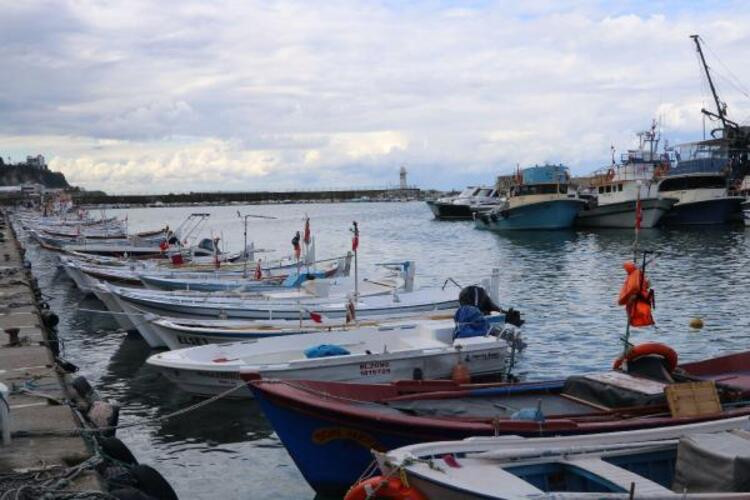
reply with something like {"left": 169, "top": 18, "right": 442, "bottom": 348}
{"left": 2, "top": 1, "right": 750, "bottom": 193}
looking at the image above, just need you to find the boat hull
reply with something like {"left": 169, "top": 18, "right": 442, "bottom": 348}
{"left": 475, "top": 200, "right": 585, "bottom": 231}
{"left": 742, "top": 201, "right": 750, "bottom": 226}
{"left": 660, "top": 197, "right": 744, "bottom": 225}
{"left": 426, "top": 201, "right": 474, "bottom": 220}
{"left": 157, "top": 344, "right": 506, "bottom": 398}
{"left": 576, "top": 198, "right": 677, "bottom": 228}
{"left": 114, "top": 289, "right": 459, "bottom": 321}
{"left": 91, "top": 285, "right": 137, "bottom": 332}
{"left": 248, "top": 349, "right": 750, "bottom": 496}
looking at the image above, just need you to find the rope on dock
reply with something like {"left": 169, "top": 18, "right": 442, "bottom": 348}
{"left": 10, "top": 382, "right": 247, "bottom": 438}
{"left": 0, "top": 456, "right": 115, "bottom": 500}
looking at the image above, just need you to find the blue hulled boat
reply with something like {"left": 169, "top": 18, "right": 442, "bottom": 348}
{"left": 245, "top": 350, "right": 750, "bottom": 496}
{"left": 475, "top": 164, "right": 585, "bottom": 231}
{"left": 657, "top": 156, "right": 744, "bottom": 226}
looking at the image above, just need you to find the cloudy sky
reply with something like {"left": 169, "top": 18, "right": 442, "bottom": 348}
{"left": 2, "top": 1, "right": 750, "bottom": 194}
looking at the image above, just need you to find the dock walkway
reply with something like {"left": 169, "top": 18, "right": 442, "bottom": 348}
{"left": 0, "top": 211, "right": 102, "bottom": 494}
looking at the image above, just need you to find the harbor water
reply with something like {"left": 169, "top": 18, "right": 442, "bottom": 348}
{"left": 28, "top": 201, "right": 750, "bottom": 499}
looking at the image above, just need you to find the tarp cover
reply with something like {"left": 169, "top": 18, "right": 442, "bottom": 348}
{"left": 303, "top": 344, "right": 350, "bottom": 358}
{"left": 562, "top": 375, "right": 666, "bottom": 409}
{"left": 453, "top": 305, "right": 490, "bottom": 339}
{"left": 672, "top": 430, "right": 750, "bottom": 493}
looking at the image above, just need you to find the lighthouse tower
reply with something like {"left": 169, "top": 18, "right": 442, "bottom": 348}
{"left": 399, "top": 165, "right": 407, "bottom": 189}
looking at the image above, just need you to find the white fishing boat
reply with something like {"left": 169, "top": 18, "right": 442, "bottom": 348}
{"left": 148, "top": 310, "right": 458, "bottom": 350}
{"left": 146, "top": 316, "right": 518, "bottom": 397}
{"left": 577, "top": 123, "right": 679, "bottom": 228}
{"left": 110, "top": 275, "right": 457, "bottom": 322}
{"left": 137, "top": 252, "right": 350, "bottom": 292}
{"left": 90, "top": 281, "right": 137, "bottom": 332}
{"left": 378, "top": 417, "right": 750, "bottom": 499}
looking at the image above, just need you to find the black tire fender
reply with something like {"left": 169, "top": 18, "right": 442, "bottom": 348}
{"left": 132, "top": 464, "right": 178, "bottom": 500}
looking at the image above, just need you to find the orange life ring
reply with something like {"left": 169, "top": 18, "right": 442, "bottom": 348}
{"left": 344, "top": 475, "right": 426, "bottom": 500}
{"left": 613, "top": 342, "right": 678, "bottom": 372}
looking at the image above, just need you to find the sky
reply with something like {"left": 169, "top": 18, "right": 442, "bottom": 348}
{"left": 2, "top": 1, "right": 750, "bottom": 194}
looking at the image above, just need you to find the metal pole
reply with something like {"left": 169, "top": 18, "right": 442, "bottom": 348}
{"left": 354, "top": 248, "right": 358, "bottom": 299}
{"left": 691, "top": 34, "right": 727, "bottom": 129}
{"left": 243, "top": 215, "right": 248, "bottom": 278}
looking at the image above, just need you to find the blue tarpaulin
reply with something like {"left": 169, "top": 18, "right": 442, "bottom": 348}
{"left": 453, "top": 305, "right": 490, "bottom": 338}
{"left": 304, "top": 344, "right": 351, "bottom": 358}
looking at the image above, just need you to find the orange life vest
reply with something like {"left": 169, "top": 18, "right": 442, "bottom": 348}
{"left": 618, "top": 261, "right": 654, "bottom": 327}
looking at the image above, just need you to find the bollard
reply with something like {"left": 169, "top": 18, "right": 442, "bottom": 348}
{"left": 0, "top": 382, "right": 10, "bottom": 445}
{"left": 4, "top": 327, "right": 19, "bottom": 346}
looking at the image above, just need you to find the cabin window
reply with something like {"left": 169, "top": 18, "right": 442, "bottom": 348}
{"left": 598, "top": 186, "right": 604, "bottom": 194}
{"left": 618, "top": 184, "right": 623, "bottom": 192}
{"left": 658, "top": 175, "right": 726, "bottom": 191}
{"left": 605, "top": 186, "right": 611, "bottom": 193}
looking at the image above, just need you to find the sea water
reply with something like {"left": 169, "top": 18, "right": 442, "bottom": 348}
{"left": 25, "top": 201, "right": 750, "bottom": 499}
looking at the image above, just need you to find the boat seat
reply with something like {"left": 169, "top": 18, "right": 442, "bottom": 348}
{"left": 568, "top": 457, "right": 671, "bottom": 495}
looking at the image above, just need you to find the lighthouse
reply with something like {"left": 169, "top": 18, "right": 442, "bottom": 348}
{"left": 399, "top": 165, "right": 407, "bottom": 189}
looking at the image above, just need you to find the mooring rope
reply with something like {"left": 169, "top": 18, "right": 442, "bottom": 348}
{"left": 10, "top": 382, "right": 247, "bottom": 438}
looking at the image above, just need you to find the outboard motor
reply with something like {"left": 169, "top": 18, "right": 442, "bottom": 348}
{"left": 504, "top": 307, "right": 525, "bottom": 327}
{"left": 458, "top": 285, "right": 502, "bottom": 315}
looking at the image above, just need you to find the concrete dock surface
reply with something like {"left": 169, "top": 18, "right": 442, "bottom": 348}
{"left": 0, "top": 211, "right": 102, "bottom": 494}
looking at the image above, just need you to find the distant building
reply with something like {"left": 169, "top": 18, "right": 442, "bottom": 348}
{"left": 399, "top": 166, "right": 407, "bottom": 189}
{"left": 26, "top": 155, "right": 46, "bottom": 169}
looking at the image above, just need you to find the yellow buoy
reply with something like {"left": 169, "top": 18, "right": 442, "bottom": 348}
{"left": 689, "top": 317, "right": 704, "bottom": 329}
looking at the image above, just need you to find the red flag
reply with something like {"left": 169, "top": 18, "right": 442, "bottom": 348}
{"left": 351, "top": 221, "right": 359, "bottom": 252}
{"left": 635, "top": 198, "right": 643, "bottom": 230}
{"left": 309, "top": 311, "right": 323, "bottom": 323}
{"left": 303, "top": 217, "right": 311, "bottom": 245}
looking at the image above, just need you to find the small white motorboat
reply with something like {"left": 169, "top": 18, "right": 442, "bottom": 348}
{"left": 378, "top": 417, "right": 750, "bottom": 499}
{"left": 147, "top": 316, "right": 518, "bottom": 398}
{"left": 148, "top": 310, "right": 460, "bottom": 350}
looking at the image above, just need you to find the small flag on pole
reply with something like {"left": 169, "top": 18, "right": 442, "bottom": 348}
{"left": 303, "top": 217, "right": 311, "bottom": 245}
{"left": 351, "top": 221, "right": 359, "bottom": 252}
{"left": 254, "top": 259, "right": 262, "bottom": 280}
{"left": 303, "top": 308, "right": 326, "bottom": 323}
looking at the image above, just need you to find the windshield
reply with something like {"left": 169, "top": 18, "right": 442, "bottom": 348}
{"left": 659, "top": 175, "right": 726, "bottom": 191}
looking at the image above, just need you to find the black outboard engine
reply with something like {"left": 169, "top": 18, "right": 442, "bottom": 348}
{"left": 504, "top": 307, "right": 524, "bottom": 327}
{"left": 458, "top": 285, "right": 524, "bottom": 327}
{"left": 458, "top": 285, "right": 502, "bottom": 315}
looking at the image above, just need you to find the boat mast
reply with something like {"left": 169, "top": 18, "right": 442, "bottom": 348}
{"left": 690, "top": 34, "right": 739, "bottom": 135}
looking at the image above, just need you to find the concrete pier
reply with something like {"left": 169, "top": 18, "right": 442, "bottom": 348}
{"left": 0, "top": 212, "right": 101, "bottom": 493}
